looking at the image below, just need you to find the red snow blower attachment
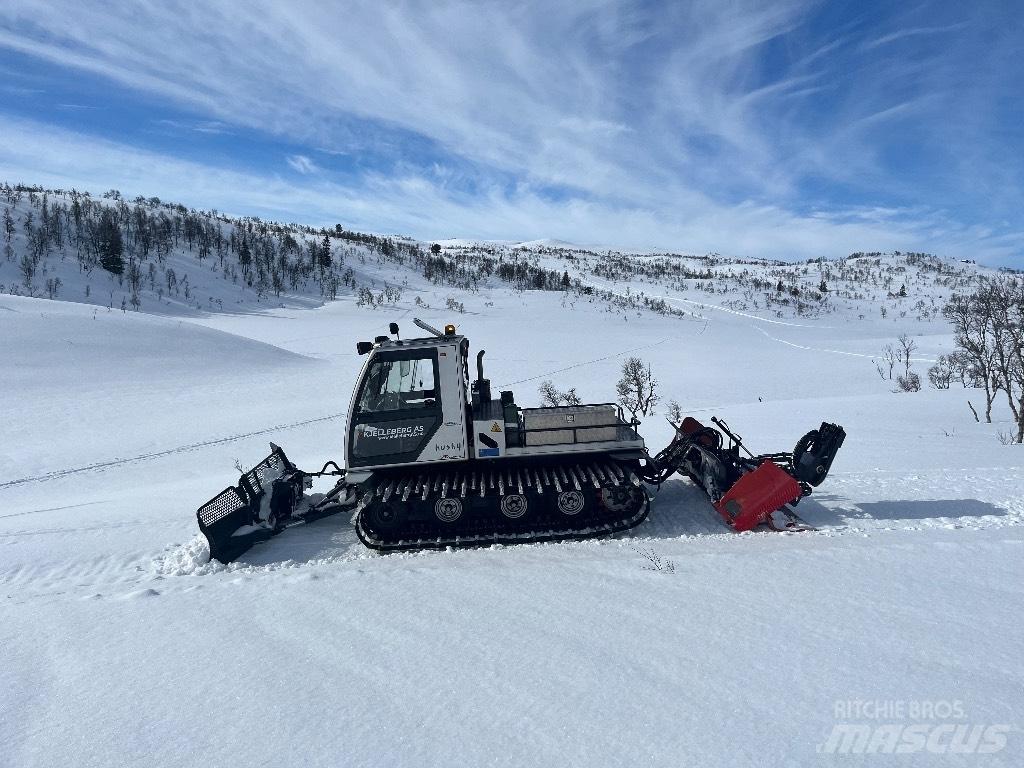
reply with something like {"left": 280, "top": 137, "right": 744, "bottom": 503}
{"left": 643, "top": 417, "right": 845, "bottom": 532}
{"left": 715, "top": 460, "right": 802, "bottom": 531}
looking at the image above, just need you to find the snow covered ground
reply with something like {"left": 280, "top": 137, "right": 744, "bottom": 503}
{"left": 2, "top": 258, "right": 1022, "bottom": 766}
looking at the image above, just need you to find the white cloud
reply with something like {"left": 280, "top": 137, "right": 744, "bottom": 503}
{"left": 2, "top": 115, "right": 1021, "bottom": 264}
{"left": 0, "top": 0, "right": 848, "bottom": 203}
{"left": 152, "top": 118, "right": 233, "bottom": 135}
{"left": 0, "top": 1, "right": 1020, "bottom": 264}
{"left": 861, "top": 22, "right": 970, "bottom": 51}
{"left": 286, "top": 154, "right": 318, "bottom": 174}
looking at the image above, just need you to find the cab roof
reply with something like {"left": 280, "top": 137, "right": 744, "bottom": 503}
{"left": 373, "top": 334, "right": 465, "bottom": 351}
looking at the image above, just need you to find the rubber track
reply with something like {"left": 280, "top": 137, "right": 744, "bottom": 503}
{"left": 356, "top": 499, "right": 650, "bottom": 551}
{"left": 355, "top": 460, "right": 650, "bottom": 551}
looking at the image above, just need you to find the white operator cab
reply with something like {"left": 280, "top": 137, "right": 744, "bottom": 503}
{"left": 344, "top": 322, "right": 469, "bottom": 485}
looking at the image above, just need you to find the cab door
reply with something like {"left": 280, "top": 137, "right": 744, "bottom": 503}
{"left": 348, "top": 348, "right": 443, "bottom": 469}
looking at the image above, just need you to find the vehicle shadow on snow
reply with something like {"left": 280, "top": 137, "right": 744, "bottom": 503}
{"left": 833, "top": 497, "right": 1009, "bottom": 522}
{"left": 638, "top": 478, "right": 856, "bottom": 538}
{"left": 234, "top": 513, "right": 367, "bottom": 567}
{"left": 634, "top": 477, "right": 743, "bottom": 538}
{"left": 638, "top": 482, "right": 1010, "bottom": 538}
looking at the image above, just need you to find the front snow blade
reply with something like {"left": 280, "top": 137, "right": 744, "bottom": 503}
{"left": 196, "top": 485, "right": 268, "bottom": 563}
{"left": 714, "top": 460, "right": 802, "bottom": 532}
{"left": 196, "top": 443, "right": 298, "bottom": 563}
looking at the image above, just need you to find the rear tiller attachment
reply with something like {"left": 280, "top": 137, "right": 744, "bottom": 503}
{"left": 644, "top": 417, "right": 845, "bottom": 532}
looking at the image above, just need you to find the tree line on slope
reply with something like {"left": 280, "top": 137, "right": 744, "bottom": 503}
{"left": 0, "top": 183, "right": 575, "bottom": 311}
{"left": 938, "top": 278, "right": 1024, "bottom": 443}
{"left": 577, "top": 249, "right": 986, "bottom": 322}
{"left": 875, "top": 278, "right": 1024, "bottom": 444}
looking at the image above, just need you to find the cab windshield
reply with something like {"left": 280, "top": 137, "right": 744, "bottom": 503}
{"left": 356, "top": 356, "right": 437, "bottom": 413}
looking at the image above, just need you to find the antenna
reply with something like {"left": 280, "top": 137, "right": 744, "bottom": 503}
{"left": 413, "top": 318, "right": 445, "bottom": 338}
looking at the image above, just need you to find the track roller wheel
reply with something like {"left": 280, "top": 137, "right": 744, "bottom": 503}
{"left": 556, "top": 490, "right": 585, "bottom": 516}
{"left": 434, "top": 497, "right": 463, "bottom": 523}
{"left": 598, "top": 484, "right": 643, "bottom": 515}
{"left": 500, "top": 493, "right": 528, "bottom": 519}
{"left": 368, "top": 499, "right": 404, "bottom": 532}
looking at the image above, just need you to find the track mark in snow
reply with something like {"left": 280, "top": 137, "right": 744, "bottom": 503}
{"left": 499, "top": 337, "right": 672, "bottom": 388}
{"left": 0, "top": 548, "right": 155, "bottom": 593}
{"left": 0, "top": 500, "right": 109, "bottom": 520}
{"left": 0, "top": 412, "right": 345, "bottom": 489}
{"left": 753, "top": 326, "right": 936, "bottom": 363}
{"left": 0, "top": 519, "right": 152, "bottom": 537}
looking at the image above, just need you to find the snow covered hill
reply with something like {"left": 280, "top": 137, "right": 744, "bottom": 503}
{"left": 2, "top": 182, "right": 1011, "bottom": 329}
{"left": 2, "top": 183, "right": 1022, "bottom": 767}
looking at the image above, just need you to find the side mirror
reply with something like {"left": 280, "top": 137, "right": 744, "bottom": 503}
{"left": 389, "top": 322, "right": 399, "bottom": 335}
{"left": 356, "top": 341, "right": 373, "bottom": 355}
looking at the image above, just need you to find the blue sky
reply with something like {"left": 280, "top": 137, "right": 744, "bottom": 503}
{"left": 0, "top": 1, "right": 1021, "bottom": 264}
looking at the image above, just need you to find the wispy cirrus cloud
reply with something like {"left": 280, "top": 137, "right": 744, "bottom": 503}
{"left": 0, "top": 0, "right": 1020, "bottom": 264}
{"left": 152, "top": 118, "right": 233, "bottom": 135}
{"left": 861, "top": 22, "right": 970, "bottom": 50}
{"left": 286, "top": 154, "right": 318, "bottom": 174}
{"left": 4, "top": 114, "right": 1021, "bottom": 263}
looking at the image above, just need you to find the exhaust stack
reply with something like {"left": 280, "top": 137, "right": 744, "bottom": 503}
{"left": 472, "top": 349, "right": 491, "bottom": 406}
